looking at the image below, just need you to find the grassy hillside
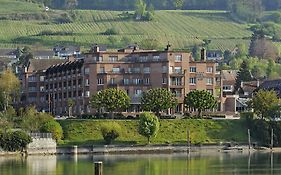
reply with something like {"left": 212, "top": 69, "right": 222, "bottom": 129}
{"left": 0, "top": 0, "right": 42, "bottom": 14}
{"left": 0, "top": 6, "right": 253, "bottom": 50}
{"left": 59, "top": 119, "right": 248, "bottom": 146}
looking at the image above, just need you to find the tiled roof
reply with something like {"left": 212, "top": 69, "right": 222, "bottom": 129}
{"left": 28, "top": 59, "right": 67, "bottom": 72}
{"left": 258, "top": 79, "right": 281, "bottom": 97}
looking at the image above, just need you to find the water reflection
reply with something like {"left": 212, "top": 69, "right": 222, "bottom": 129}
{"left": 1, "top": 152, "right": 281, "bottom": 175}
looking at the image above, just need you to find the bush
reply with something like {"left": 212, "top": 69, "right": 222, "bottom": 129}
{"left": 40, "top": 120, "right": 63, "bottom": 141}
{"left": 0, "top": 130, "right": 32, "bottom": 152}
{"left": 103, "top": 27, "right": 119, "bottom": 35}
{"left": 100, "top": 123, "right": 121, "bottom": 144}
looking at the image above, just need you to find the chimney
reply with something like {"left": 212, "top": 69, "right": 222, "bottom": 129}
{"left": 93, "top": 44, "right": 99, "bottom": 53}
{"left": 165, "top": 42, "right": 171, "bottom": 51}
{"left": 201, "top": 48, "right": 206, "bottom": 61}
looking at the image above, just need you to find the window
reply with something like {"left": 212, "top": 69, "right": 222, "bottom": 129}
{"left": 223, "top": 85, "right": 232, "bottom": 91}
{"left": 133, "top": 79, "right": 142, "bottom": 85}
{"left": 153, "top": 55, "right": 160, "bottom": 61}
{"left": 189, "top": 78, "right": 196, "bottom": 85}
{"left": 174, "top": 67, "right": 182, "bottom": 73}
{"left": 110, "top": 78, "right": 116, "bottom": 85}
{"left": 28, "top": 75, "right": 37, "bottom": 82}
{"left": 28, "top": 97, "right": 36, "bottom": 102}
{"left": 162, "top": 77, "right": 167, "bottom": 84}
{"left": 109, "top": 56, "right": 118, "bottom": 62}
{"left": 175, "top": 55, "right": 182, "bottom": 62}
{"left": 97, "top": 78, "right": 104, "bottom": 85}
{"left": 85, "top": 79, "right": 89, "bottom": 86}
{"left": 171, "top": 77, "right": 182, "bottom": 86}
{"left": 134, "top": 67, "right": 141, "bottom": 73}
{"left": 112, "top": 67, "right": 120, "bottom": 73}
{"left": 40, "top": 97, "right": 45, "bottom": 102}
{"left": 144, "top": 78, "right": 150, "bottom": 85}
{"left": 123, "top": 79, "right": 130, "bottom": 85}
{"left": 97, "top": 56, "right": 103, "bottom": 62}
{"left": 162, "top": 66, "right": 167, "bottom": 73}
{"left": 39, "top": 76, "right": 45, "bottom": 82}
{"left": 143, "top": 67, "right": 150, "bottom": 74}
{"left": 28, "top": 87, "right": 37, "bottom": 92}
{"left": 84, "top": 68, "right": 90, "bottom": 74}
{"left": 207, "top": 67, "right": 213, "bottom": 73}
{"left": 99, "top": 67, "right": 105, "bottom": 73}
{"left": 206, "top": 78, "right": 213, "bottom": 85}
{"left": 40, "top": 86, "right": 44, "bottom": 92}
{"left": 190, "top": 67, "right": 196, "bottom": 73}
{"left": 135, "top": 89, "right": 142, "bottom": 97}
{"left": 85, "top": 91, "right": 90, "bottom": 97}
{"left": 139, "top": 56, "right": 148, "bottom": 62}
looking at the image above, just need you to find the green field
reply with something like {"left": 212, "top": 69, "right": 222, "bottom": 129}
{"left": 59, "top": 119, "right": 248, "bottom": 146}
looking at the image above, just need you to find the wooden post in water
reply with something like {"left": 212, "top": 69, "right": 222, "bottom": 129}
{"left": 94, "top": 161, "right": 103, "bottom": 175}
{"left": 187, "top": 129, "right": 191, "bottom": 154}
{"left": 248, "top": 129, "right": 251, "bottom": 151}
{"left": 271, "top": 128, "right": 274, "bottom": 150}
{"left": 73, "top": 145, "right": 78, "bottom": 155}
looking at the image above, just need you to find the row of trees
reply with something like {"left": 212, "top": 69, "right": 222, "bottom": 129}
{"left": 90, "top": 88, "right": 217, "bottom": 118}
{"left": 35, "top": 0, "right": 281, "bottom": 11}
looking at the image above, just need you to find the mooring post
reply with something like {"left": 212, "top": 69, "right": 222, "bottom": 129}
{"left": 271, "top": 128, "right": 274, "bottom": 151}
{"left": 94, "top": 161, "right": 103, "bottom": 175}
{"left": 73, "top": 145, "right": 78, "bottom": 155}
{"left": 248, "top": 129, "right": 251, "bottom": 151}
{"left": 187, "top": 129, "right": 191, "bottom": 154}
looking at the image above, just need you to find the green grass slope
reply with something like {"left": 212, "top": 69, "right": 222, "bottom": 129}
{"left": 59, "top": 119, "right": 248, "bottom": 146}
{"left": 0, "top": 0, "right": 41, "bottom": 14}
{"left": 0, "top": 9, "right": 252, "bottom": 50}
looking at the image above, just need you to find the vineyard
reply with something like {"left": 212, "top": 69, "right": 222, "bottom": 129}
{"left": 0, "top": 1, "right": 254, "bottom": 50}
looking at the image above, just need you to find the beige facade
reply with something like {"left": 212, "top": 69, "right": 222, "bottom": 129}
{"left": 20, "top": 46, "right": 219, "bottom": 116}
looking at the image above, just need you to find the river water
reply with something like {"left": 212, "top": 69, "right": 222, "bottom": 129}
{"left": 0, "top": 152, "right": 281, "bottom": 175}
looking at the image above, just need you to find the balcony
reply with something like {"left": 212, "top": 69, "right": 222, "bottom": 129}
{"left": 170, "top": 71, "right": 184, "bottom": 77}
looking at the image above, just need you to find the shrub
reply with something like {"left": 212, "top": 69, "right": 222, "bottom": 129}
{"left": 0, "top": 130, "right": 32, "bottom": 152}
{"left": 40, "top": 120, "right": 63, "bottom": 141}
{"left": 100, "top": 123, "right": 121, "bottom": 144}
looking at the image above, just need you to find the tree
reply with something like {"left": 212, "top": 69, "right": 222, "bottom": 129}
{"left": 141, "top": 88, "right": 177, "bottom": 117}
{"left": 173, "top": 0, "right": 185, "bottom": 9}
{"left": 0, "top": 130, "right": 32, "bottom": 152}
{"left": 248, "top": 90, "right": 280, "bottom": 120}
{"left": 90, "top": 88, "right": 130, "bottom": 119}
{"left": 20, "top": 106, "right": 53, "bottom": 132}
{"left": 65, "top": 0, "right": 78, "bottom": 9}
{"left": 135, "top": 0, "right": 146, "bottom": 20}
{"left": 138, "top": 112, "right": 159, "bottom": 144}
{"left": 100, "top": 122, "right": 121, "bottom": 144}
{"left": 0, "top": 69, "right": 20, "bottom": 111}
{"left": 234, "top": 60, "right": 253, "bottom": 92}
{"left": 67, "top": 99, "right": 75, "bottom": 117}
{"left": 192, "top": 45, "right": 201, "bottom": 61}
{"left": 249, "top": 32, "right": 279, "bottom": 61}
{"left": 40, "top": 120, "right": 63, "bottom": 142}
{"left": 184, "top": 90, "right": 217, "bottom": 117}
{"left": 140, "top": 38, "right": 160, "bottom": 50}
{"left": 229, "top": 0, "right": 263, "bottom": 22}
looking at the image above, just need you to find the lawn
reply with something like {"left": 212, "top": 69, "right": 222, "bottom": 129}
{"left": 59, "top": 119, "right": 248, "bottom": 146}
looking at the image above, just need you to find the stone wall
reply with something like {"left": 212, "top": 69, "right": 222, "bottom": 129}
{"left": 27, "top": 138, "right": 57, "bottom": 155}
